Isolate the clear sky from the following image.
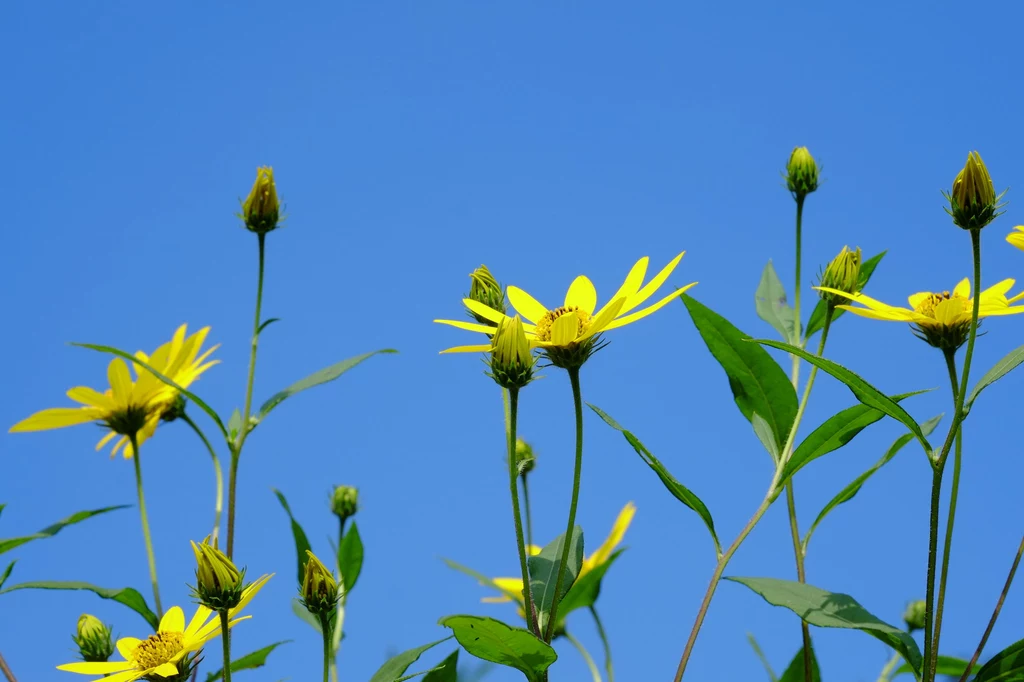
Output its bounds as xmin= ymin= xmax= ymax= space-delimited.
xmin=3 ymin=2 xmax=1024 ymax=681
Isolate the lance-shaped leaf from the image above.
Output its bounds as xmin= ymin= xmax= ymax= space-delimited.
xmin=965 ymin=344 xmax=1024 ymax=415
xmin=272 ymin=489 xmax=313 ymax=586
xmin=778 ymin=645 xmax=821 ymax=682
xmin=0 ymin=581 xmax=158 ymax=630
xmin=556 ymin=549 xmax=625 ymax=619
xmin=204 ymin=641 xmax=290 ymax=681
xmin=0 ymin=504 xmax=128 ymax=556
xmin=439 ymin=615 xmax=556 ymax=682
xmin=422 ymin=649 xmax=459 ymax=682
xmin=755 ymin=260 xmax=796 ymax=343
xmin=528 ymin=527 xmax=583 ymax=634
xmin=893 ymin=655 xmax=976 ymax=678
xmin=338 ymin=521 xmax=364 ymax=593
xmin=805 ymin=251 xmax=886 ymax=338
xmin=368 ymin=637 xmax=452 ymax=682
xmin=971 ymin=637 xmax=1024 ymax=682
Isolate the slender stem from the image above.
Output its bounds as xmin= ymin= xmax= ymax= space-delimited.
xmin=522 ymin=474 xmax=534 ymax=549
xmin=0 ymin=651 xmax=17 ymax=682
xmin=506 ymin=389 xmax=538 ymax=636
xmin=331 ymin=517 xmax=347 ymax=682
xmin=564 ymin=631 xmax=603 ymax=682
xmin=876 ymin=651 xmax=902 ymax=682
xmin=793 ymin=193 xmax=805 ymax=359
xmin=957 ymin=534 xmax=1024 ymax=682
xmin=545 ymin=367 xmax=585 ymax=642
xmin=227 ymin=232 xmax=267 ymax=559
xmin=923 ymin=228 xmax=982 ymax=681
xmin=590 ymin=606 xmax=614 ymax=682
xmin=130 ymin=434 xmax=162 ymax=618
xmin=673 ymin=311 xmax=833 ymax=681
xmin=220 ymin=610 xmax=233 ymax=682
xmin=321 ymin=615 xmax=333 ymax=682
xmin=932 ymin=350 xmax=963 ymax=661
xmin=182 ymin=413 xmax=224 ymax=545
xmin=785 ymin=484 xmax=813 ymax=682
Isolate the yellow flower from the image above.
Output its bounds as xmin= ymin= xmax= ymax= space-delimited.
xmin=435 ymin=253 xmax=695 ymax=366
xmin=1007 ymin=225 xmax=1024 ymax=251
xmin=817 ymin=278 xmax=1024 ymax=350
xmin=57 ymin=578 xmax=270 ymax=682
xmin=9 ymin=325 xmax=218 ymax=458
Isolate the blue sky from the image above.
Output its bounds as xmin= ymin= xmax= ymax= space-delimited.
xmin=3 ymin=2 xmax=1024 ymax=680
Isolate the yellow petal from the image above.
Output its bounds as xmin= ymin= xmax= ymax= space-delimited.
xmin=551 ymin=312 xmax=580 ymax=345
xmin=580 ymin=296 xmax=626 ymax=339
xmin=439 ymin=344 xmax=494 ymax=354
xmin=836 ymin=305 xmax=920 ymax=323
xmin=95 ymin=670 xmax=145 ymax=682
xmin=57 ymin=661 xmax=134 ymax=674
xmin=976 ymin=305 xmax=1024 ymax=318
xmin=953 ymin=278 xmax=971 ymax=299
xmin=150 ymin=663 xmax=179 ymax=677
xmin=230 ymin=574 xmax=272 ymax=617
xmin=434 ymin=319 xmax=500 ymax=335
xmin=907 ymin=292 xmax=932 ymax=310
xmin=1007 ymin=227 xmax=1024 ymax=251
xmin=506 ymin=286 xmax=549 ymax=324
xmin=980 ymin=278 xmax=1016 ymax=300
xmin=94 ymin=430 xmax=118 ymax=451
xmin=564 ymin=276 xmax=597 ymax=314
xmin=527 ymin=545 xmax=542 ymax=556
xmin=159 ymin=606 xmax=185 ymax=633
xmin=9 ymin=407 xmax=98 ymax=432
xmin=67 ymin=386 xmax=113 ymax=409
xmin=586 ymin=502 xmax=636 ymax=569
xmin=463 ymin=299 xmax=507 ymax=325
xmin=116 ymin=637 xmax=141 ymax=661
xmin=184 ymin=604 xmax=214 ymax=639
xmin=482 ymin=595 xmax=512 ymax=603
xmin=595 ymin=256 xmax=649 ymax=319
xmin=107 ymin=359 xmax=133 ymax=404
xmin=602 ymin=282 xmax=696 ymax=332
xmin=618 ymin=251 xmax=685 ymax=316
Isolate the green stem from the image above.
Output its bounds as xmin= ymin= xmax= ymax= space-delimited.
xmin=545 ymin=367 xmax=585 ymax=642
xmin=564 ymin=631 xmax=603 ymax=682
xmin=130 ymin=434 xmax=162 ymax=619
xmin=220 ymin=610 xmax=233 ymax=682
xmin=793 ymin=194 xmax=805 ymax=359
xmin=589 ymin=606 xmax=614 ymax=682
xmin=923 ymin=228 xmax=982 ymax=682
xmin=227 ymin=232 xmax=267 ymax=559
xmin=331 ymin=517 xmax=347 ymax=682
xmin=507 ymin=389 xmax=538 ymax=636
xmin=321 ymin=615 xmax=333 ymax=682
xmin=0 ymin=651 xmax=17 ymax=682
xmin=522 ymin=474 xmax=534 ymax=549
xmin=672 ymin=310 xmax=833 ymax=682
xmin=182 ymin=413 xmax=224 ymax=545
xmin=876 ymin=651 xmax=902 ymax=682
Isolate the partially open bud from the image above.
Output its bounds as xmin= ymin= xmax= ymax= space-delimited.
xmin=74 ymin=614 xmax=114 ymax=662
xmin=301 ymin=550 xmax=339 ymax=619
xmin=514 ymin=438 xmax=536 ymax=475
xmin=903 ymin=600 xmax=926 ymax=632
xmin=331 ymin=485 xmax=359 ymax=523
xmin=488 ymin=316 xmax=535 ymax=390
xmin=241 ymin=166 xmax=282 ymax=234
xmin=466 ymin=265 xmax=507 ymax=325
xmin=818 ymin=246 xmax=862 ymax=308
xmin=191 ymin=537 xmax=245 ymax=610
xmin=945 ymin=151 xmax=1004 ymax=230
xmin=785 ymin=147 xmax=819 ymax=199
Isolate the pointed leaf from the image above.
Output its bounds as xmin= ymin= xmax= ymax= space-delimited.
xmin=204 ymin=641 xmax=290 ymax=681
xmin=272 ymin=489 xmax=313 ymax=586
xmin=806 ymin=251 xmax=886 ymax=338
xmin=257 ymin=317 xmax=281 ymax=335
xmin=756 ymin=339 xmax=932 ymax=452
xmin=0 ymin=504 xmax=129 ymax=555
xmin=972 ymin=638 xmax=1024 ymax=681
xmin=528 ymin=527 xmax=584 ymax=634
xmin=778 ymin=645 xmax=821 ymax=682
xmin=256 ymin=349 xmax=398 ymax=421
xmin=727 ymin=576 xmax=921 ymax=674
xmin=422 ymin=650 xmax=459 ymax=682
xmin=893 ymin=655 xmax=977 ymax=678
xmin=683 ymin=295 xmax=798 ymax=452
xmin=0 ymin=581 xmax=158 ymax=629
xmin=339 ymin=521 xmax=364 ymax=594
xmin=438 ymin=615 xmax=556 ymax=682
xmin=556 ymin=549 xmax=624 ymax=618
xmin=755 ymin=260 xmax=796 ymax=343
xmin=227 ymin=409 xmax=243 ymax=442
xmin=0 ymin=560 xmax=15 ymax=591
xmin=966 ymin=344 xmax=1024 ymax=415
xmin=752 ymin=413 xmax=780 ymax=461
xmin=590 ymin=403 xmax=720 ymax=555
xmin=368 ymin=637 xmax=452 ymax=682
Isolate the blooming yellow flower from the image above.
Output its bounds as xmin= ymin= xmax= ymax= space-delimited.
xmin=9 ymin=325 xmax=218 ymax=458
xmin=1007 ymin=225 xmax=1024 ymax=251
xmin=817 ymin=278 xmax=1024 ymax=350
xmin=435 ymin=253 xmax=695 ymax=356
xmin=57 ymin=576 xmax=270 ymax=682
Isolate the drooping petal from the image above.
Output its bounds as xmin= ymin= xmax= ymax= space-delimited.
xmin=618 ymin=251 xmax=685 ymax=316
xmin=434 ymin=319 xmax=502 ymax=335
xmin=9 ymin=407 xmax=99 ymax=432
xmin=94 ymin=430 xmax=118 ymax=451
xmin=602 ymin=282 xmax=696 ymax=332
xmin=158 ymin=606 xmax=185 ymax=633
xmin=506 ymin=286 xmax=549 ymax=324
xmin=439 ymin=344 xmax=494 ymax=354
xmin=463 ymin=299 xmax=507 ymax=325
xmin=564 ymin=276 xmax=597 ymax=314
xmin=57 ymin=661 xmax=135 ymax=674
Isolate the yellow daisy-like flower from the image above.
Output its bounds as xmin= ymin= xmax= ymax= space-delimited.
xmin=435 ymin=253 xmax=695 ymax=367
xmin=57 ymin=576 xmax=270 ymax=682
xmin=9 ymin=325 xmax=219 ymax=458
xmin=1007 ymin=225 xmax=1024 ymax=251
xmin=817 ymin=278 xmax=1024 ymax=350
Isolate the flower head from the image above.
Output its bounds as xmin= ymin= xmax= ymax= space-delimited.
xmin=331 ymin=485 xmax=359 ymax=523
xmin=514 ymin=437 xmax=536 ymax=475
xmin=241 ymin=166 xmax=281 ymax=234
xmin=786 ymin=146 xmax=819 ymax=199
xmin=9 ymin=325 xmax=218 ymax=458
xmin=301 ymin=550 xmax=339 ymax=618
xmin=1006 ymin=225 xmax=1024 ymax=252
xmin=466 ymin=265 xmax=506 ymax=325
xmin=944 ymin=151 xmax=1004 ymax=230
xmin=817 ymin=278 xmax=1024 ymax=351
xmin=436 ymin=253 xmax=695 ymax=369
xmin=488 ymin=316 xmax=536 ymax=389
xmin=903 ymin=600 xmax=926 ymax=632
xmin=73 ymin=614 xmax=114 ymax=663
xmin=191 ymin=538 xmax=245 ymax=610
xmin=817 ymin=246 xmax=862 ymax=308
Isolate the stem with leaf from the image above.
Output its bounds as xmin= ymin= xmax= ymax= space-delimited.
xmin=507 ymin=388 xmax=538 ymax=636
xmin=130 ymin=433 xmax=162 ymax=619
xmin=590 ymin=606 xmax=614 ymax=682
xmin=181 ymin=413 xmax=224 ymax=545
xmin=565 ymin=631 xmax=603 ymax=682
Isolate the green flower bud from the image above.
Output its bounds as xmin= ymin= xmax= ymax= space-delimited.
xmin=945 ymin=151 xmax=1005 ymax=230
xmin=191 ymin=538 xmax=245 ymax=610
xmin=73 ymin=614 xmax=114 ymax=662
xmin=301 ymin=550 xmax=339 ymax=619
xmin=466 ymin=265 xmax=506 ymax=325
xmin=241 ymin=166 xmax=282 ymax=234
xmin=817 ymin=246 xmax=862 ymax=308
xmin=514 ymin=438 xmax=536 ymax=475
xmin=786 ymin=146 xmax=819 ymax=199
xmin=903 ymin=599 xmax=926 ymax=632
xmin=160 ymin=394 xmax=187 ymax=423
xmin=488 ymin=316 xmax=536 ymax=390
xmin=331 ymin=485 xmax=359 ymax=523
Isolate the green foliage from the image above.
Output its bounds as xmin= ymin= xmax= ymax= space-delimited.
xmin=339 ymin=521 xmax=364 ymax=593
xmin=0 ymin=505 xmax=128 ymax=556
xmin=972 ymin=638 xmax=1024 ymax=681
xmin=204 ymin=641 xmax=290 ymax=681
xmin=272 ymin=488 xmax=313 ymax=586
xmin=556 ymin=549 xmax=625 ymax=618
xmin=965 ymin=343 xmax=1024 ymax=415
xmin=438 ymin=615 xmax=556 ymax=682
xmin=755 ymin=260 xmax=796 ymax=343
xmin=368 ymin=637 xmax=452 ymax=682
xmin=778 ymin=645 xmax=821 ymax=682
xmin=528 ymin=527 xmax=584 ymax=634
xmin=893 ymin=655 xmax=976 ymax=678
xmin=0 ymin=581 xmax=158 ymax=630
xmin=422 ymin=650 xmax=459 ymax=682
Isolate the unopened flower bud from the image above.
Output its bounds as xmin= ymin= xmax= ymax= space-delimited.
xmin=331 ymin=485 xmax=359 ymax=523
xmin=74 ymin=614 xmax=114 ymax=662
xmin=785 ymin=147 xmax=819 ymax=199
xmin=945 ymin=151 xmax=1004 ymax=231
xmin=191 ymin=537 xmax=245 ymax=610
xmin=466 ymin=265 xmax=507 ymax=325
xmin=488 ymin=316 xmax=535 ymax=390
xmin=241 ymin=166 xmax=282 ymax=234
xmin=514 ymin=438 xmax=536 ymax=475
xmin=818 ymin=246 xmax=862 ymax=308
xmin=160 ymin=394 xmax=187 ymax=423
xmin=301 ymin=550 xmax=339 ymax=618
xmin=903 ymin=600 xmax=926 ymax=632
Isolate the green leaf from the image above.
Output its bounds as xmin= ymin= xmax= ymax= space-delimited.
xmin=590 ymin=404 xmax=720 ymax=555
xmin=756 ymin=339 xmax=932 ymax=452
xmin=805 ymin=414 xmax=942 ymax=548
xmin=257 ymin=317 xmax=281 ymax=335
xmin=438 ymin=615 xmax=556 ymax=682
xmin=683 ymin=295 xmax=798 ymax=452
xmin=368 ymin=637 xmax=452 ymax=682
xmin=0 ymin=560 xmax=15 ymax=591
xmin=204 ymin=640 xmax=290 ymax=681
xmin=256 ymin=349 xmax=397 ymax=422
xmin=72 ymin=342 xmax=228 ymax=439
xmin=227 ymin=409 xmax=243 ymax=442
xmin=778 ymin=645 xmax=821 ymax=682
xmin=291 ymin=597 xmax=322 ymax=633
xmin=395 ymin=667 xmax=446 ymax=682
xmin=745 ymin=633 xmax=778 ymax=682
xmin=755 ymin=260 xmax=796 ymax=343
xmin=0 ymin=504 xmax=129 ymax=555
xmin=556 ymin=549 xmax=625 ymax=618
xmin=972 ymin=638 xmax=1024 ymax=681
xmin=893 ymin=655 xmax=977 ymax=677
xmin=805 ymin=250 xmax=886 ymax=338
xmin=338 ymin=521 xmax=364 ymax=594
xmin=752 ymin=413 xmax=780 ymax=461
xmin=272 ymin=489 xmax=313 ymax=586
xmin=0 ymin=581 xmax=158 ymax=630
xmin=442 ymin=558 xmax=521 ymax=604
xmin=727 ymin=576 xmax=921 ymax=674
xmin=422 ymin=649 xmax=459 ymax=682
xmin=966 ymin=344 xmax=1024 ymax=415
xmin=528 ymin=526 xmax=584 ymax=634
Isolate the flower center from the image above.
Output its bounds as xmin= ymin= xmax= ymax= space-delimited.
xmin=132 ymin=631 xmax=184 ymax=670
xmin=913 ymin=291 xmax=967 ymax=321
xmin=534 ymin=306 xmax=592 ymax=343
